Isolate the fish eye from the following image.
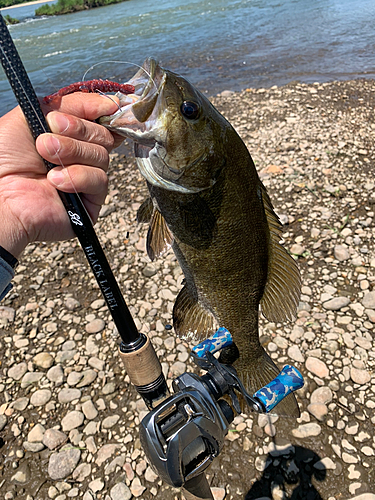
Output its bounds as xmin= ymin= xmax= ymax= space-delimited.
xmin=180 ymin=101 xmax=200 ymax=120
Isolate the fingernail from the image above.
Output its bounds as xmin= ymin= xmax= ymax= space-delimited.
xmin=48 ymin=168 xmax=66 ymax=186
xmin=43 ymin=135 xmax=61 ymax=156
xmin=48 ymin=113 xmax=70 ymax=134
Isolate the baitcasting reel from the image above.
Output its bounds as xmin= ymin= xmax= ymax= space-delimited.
xmin=139 ymin=328 xmax=304 ymax=495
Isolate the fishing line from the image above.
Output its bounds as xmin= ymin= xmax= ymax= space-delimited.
xmin=82 ymin=60 xmax=159 ymax=92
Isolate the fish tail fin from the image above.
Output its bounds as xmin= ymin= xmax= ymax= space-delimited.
xmin=233 ymin=346 xmax=300 ymax=417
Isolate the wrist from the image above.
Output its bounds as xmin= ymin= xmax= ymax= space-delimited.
xmin=0 ymin=218 xmax=28 ymax=260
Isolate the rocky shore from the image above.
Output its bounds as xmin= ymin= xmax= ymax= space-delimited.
xmin=0 ymin=78 xmax=374 ymax=500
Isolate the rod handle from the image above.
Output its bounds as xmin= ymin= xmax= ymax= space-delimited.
xmin=253 ymin=365 xmax=304 ymax=413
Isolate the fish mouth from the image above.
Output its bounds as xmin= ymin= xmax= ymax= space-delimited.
xmin=100 ymin=58 xmax=206 ymax=194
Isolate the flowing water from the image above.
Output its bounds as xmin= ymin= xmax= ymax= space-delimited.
xmin=1 ymin=0 xmax=375 ymax=115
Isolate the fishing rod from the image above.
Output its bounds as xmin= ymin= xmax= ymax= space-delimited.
xmin=0 ymin=15 xmax=304 ymax=500
xmin=0 ymin=14 xmax=168 ymax=410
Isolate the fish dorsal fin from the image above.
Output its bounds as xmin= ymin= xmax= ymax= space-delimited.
xmin=137 ymin=197 xmax=154 ymax=224
xmin=260 ymin=185 xmax=301 ymax=323
xmin=173 ymin=285 xmax=218 ymax=342
xmin=146 ymin=208 xmax=174 ymax=261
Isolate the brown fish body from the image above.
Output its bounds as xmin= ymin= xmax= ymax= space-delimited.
xmin=100 ymin=58 xmax=301 ymax=416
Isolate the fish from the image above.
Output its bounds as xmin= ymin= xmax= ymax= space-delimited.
xmin=100 ymin=58 xmax=302 ymax=416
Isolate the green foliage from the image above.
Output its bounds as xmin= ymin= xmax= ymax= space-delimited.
xmin=4 ymin=13 xmax=20 ymax=24
xmin=35 ymin=0 xmax=126 ymax=16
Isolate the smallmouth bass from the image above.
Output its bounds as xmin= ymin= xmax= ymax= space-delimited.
xmin=100 ymin=58 xmax=301 ymax=416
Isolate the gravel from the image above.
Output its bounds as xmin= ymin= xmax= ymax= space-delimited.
xmin=0 ymin=78 xmax=374 ymax=499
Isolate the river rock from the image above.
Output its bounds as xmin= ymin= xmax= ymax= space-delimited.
xmin=8 ymin=362 xmax=28 ymax=381
xmin=43 ymin=428 xmax=68 ymax=450
xmin=350 ymin=367 xmax=371 ymax=385
xmin=305 ymin=357 xmax=329 ymax=378
xmin=292 ymin=423 xmax=322 ymax=438
xmin=110 ymin=482 xmax=132 ymax=500
xmin=33 ymin=352 xmax=54 ymax=369
xmin=362 ymin=291 xmax=375 ymax=309
xmin=61 ymin=411 xmax=85 ymax=432
xmin=27 ymin=423 xmax=45 ymax=442
xmin=30 ymin=389 xmax=52 ymax=406
xmin=48 ymin=446 xmax=81 ymax=480
xmin=310 ymin=387 xmax=333 ymax=405
xmin=322 ymin=297 xmax=350 ymax=310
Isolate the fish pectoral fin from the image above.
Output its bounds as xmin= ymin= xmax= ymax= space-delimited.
xmin=146 ymin=208 xmax=174 ymax=261
xmin=173 ymin=285 xmax=218 ymax=342
xmin=260 ymin=185 xmax=302 ymax=323
xmin=137 ymin=197 xmax=154 ymax=224
xmin=234 ymin=346 xmax=300 ymax=417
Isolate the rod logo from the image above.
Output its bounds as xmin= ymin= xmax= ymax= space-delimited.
xmin=68 ymin=211 xmax=83 ymax=226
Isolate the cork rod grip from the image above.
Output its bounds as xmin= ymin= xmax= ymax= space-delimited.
xmin=119 ymin=335 xmax=162 ymax=387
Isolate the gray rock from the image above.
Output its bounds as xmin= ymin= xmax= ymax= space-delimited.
xmin=102 ymin=382 xmax=116 ymax=395
xmin=47 ymin=364 xmax=64 ymax=385
xmin=305 ymin=357 xmax=329 ymax=378
xmin=43 ymin=428 xmax=68 ymax=450
xmin=27 ymin=423 xmax=45 ymax=442
xmin=23 ymin=442 xmax=44 ymax=452
xmin=64 ymin=297 xmax=80 ymax=310
xmin=67 ymin=371 xmax=84 ymax=387
xmin=30 ymin=389 xmax=52 ymax=406
xmin=8 ymin=362 xmax=28 ymax=380
xmin=61 ymin=411 xmax=85 ymax=432
xmin=287 ymin=345 xmax=304 ymax=362
xmin=322 ymin=297 xmax=350 ymax=310
xmin=55 ymin=350 xmax=77 ymax=364
xmin=48 ymin=446 xmax=81 ymax=480
xmin=313 ymin=456 xmax=336 ymax=470
xmin=0 ymin=414 xmax=7 ymax=431
xmin=76 ymin=369 xmax=97 ymax=388
xmin=88 ymin=356 xmax=105 ymax=371
xmin=58 ymin=388 xmax=82 ymax=404
xmin=85 ymin=336 xmax=99 ymax=355
xmin=85 ymin=319 xmax=105 ymax=334
xmin=310 ymin=387 xmax=333 ymax=405
xmin=362 ymin=291 xmax=375 ymax=309
xmin=102 ymin=415 xmax=120 ymax=429
xmin=88 ymin=478 xmax=104 ymax=493
xmin=82 ymin=399 xmax=98 ymax=420
xmin=292 ymin=423 xmax=322 ymax=438
xmin=95 ymin=444 xmax=121 ymax=466
xmin=33 ymin=352 xmax=54 ymax=369
xmin=350 ymin=367 xmax=371 ymax=385
xmin=334 ymin=245 xmax=350 ymax=261
xmin=11 ymin=397 xmax=29 ymax=411
xmin=110 ymin=482 xmax=132 ymax=500
xmin=73 ymin=463 xmax=91 ymax=482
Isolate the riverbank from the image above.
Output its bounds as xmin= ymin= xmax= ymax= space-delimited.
xmin=1 ymin=0 xmax=51 ymax=10
xmin=0 ymin=78 xmax=374 ymax=500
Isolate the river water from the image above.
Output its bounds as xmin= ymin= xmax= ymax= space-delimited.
xmin=1 ymin=0 xmax=375 ymax=115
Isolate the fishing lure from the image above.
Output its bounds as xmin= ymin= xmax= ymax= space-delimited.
xmin=43 ymin=78 xmax=135 ymax=104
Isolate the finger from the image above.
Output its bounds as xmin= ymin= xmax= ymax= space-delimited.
xmin=47 ymin=164 xmax=108 ymax=205
xmin=36 ymin=134 xmax=110 ymax=170
xmin=41 ymin=92 xmax=120 ymax=122
xmin=46 ymin=111 xmax=115 ymax=151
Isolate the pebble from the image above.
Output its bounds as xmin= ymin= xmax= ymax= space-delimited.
xmin=47 ymin=365 xmax=64 ymax=385
xmin=307 ymin=403 xmax=328 ymax=421
xmin=48 ymin=447 xmax=81 ymax=480
xmin=0 ymin=414 xmax=7 ymax=431
xmin=30 ymin=389 xmax=52 ymax=406
xmin=110 ymin=483 xmax=132 ymax=500
xmin=33 ymin=352 xmax=54 ymax=369
xmin=310 ymin=387 xmax=333 ymax=405
xmin=61 ymin=411 xmax=85 ymax=432
xmin=130 ymin=477 xmax=146 ymax=497
xmin=334 ymin=245 xmax=350 ymax=261
xmin=102 ymin=415 xmax=120 ymax=428
xmin=322 ymin=297 xmax=351 ymax=310
xmin=313 ymin=456 xmax=336 ymax=470
xmin=43 ymin=429 xmax=68 ymax=450
xmin=81 ymin=399 xmax=98 ymax=420
xmin=350 ymin=367 xmax=371 ymax=385
xmin=292 ymin=423 xmax=322 ymax=438
xmin=8 ymin=362 xmax=28 ymax=380
xmin=287 ymin=345 xmax=304 ymax=362
xmin=362 ymin=291 xmax=375 ymax=309
xmin=58 ymin=389 xmax=82 ymax=404
xmin=85 ymin=319 xmax=105 ymax=334
xmin=305 ymin=357 xmax=329 ymax=378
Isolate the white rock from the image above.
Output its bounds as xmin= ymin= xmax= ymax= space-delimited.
xmin=292 ymin=423 xmax=322 ymax=438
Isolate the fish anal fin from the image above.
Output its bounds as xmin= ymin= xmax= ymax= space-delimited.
xmin=137 ymin=197 xmax=153 ymax=224
xmin=260 ymin=185 xmax=302 ymax=323
xmin=173 ymin=285 xmax=218 ymax=342
xmin=146 ymin=209 xmax=174 ymax=261
xmin=234 ymin=346 xmax=300 ymax=417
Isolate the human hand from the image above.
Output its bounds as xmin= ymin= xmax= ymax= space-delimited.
xmin=0 ymin=93 xmax=121 ymax=259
